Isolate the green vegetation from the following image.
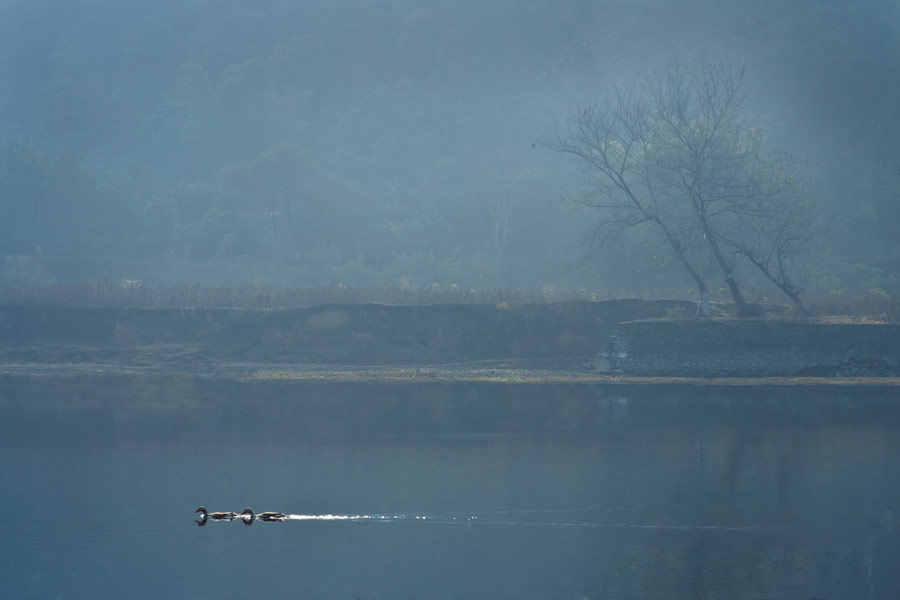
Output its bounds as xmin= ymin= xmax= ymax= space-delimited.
xmin=1 ymin=1 xmax=898 ymax=301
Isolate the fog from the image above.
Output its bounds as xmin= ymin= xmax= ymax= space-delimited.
xmin=2 ymin=0 xmax=898 ymax=295
xmin=3 ymin=7 xmax=900 ymax=596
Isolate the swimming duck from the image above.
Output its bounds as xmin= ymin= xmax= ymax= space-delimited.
xmin=238 ymin=508 xmax=256 ymax=526
xmin=242 ymin=507 xmax=287 ymax=522
xmin=259 ymin=512 xmax=287 ymax=522
xmin=195 ymin=506 xmax=237 ymax=521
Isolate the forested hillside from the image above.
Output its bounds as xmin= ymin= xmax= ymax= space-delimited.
xmin=2 ymin=0 xmax=898 ymax=297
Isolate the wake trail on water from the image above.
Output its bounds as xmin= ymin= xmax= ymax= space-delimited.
xmin=277 ymin=509 xmax=783 ymax=533
xmin=283 ymin=514 xmax=476 ymax=523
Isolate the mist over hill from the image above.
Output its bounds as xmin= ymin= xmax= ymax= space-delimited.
xmin=2 ymin=0 xmax=898 ymax=297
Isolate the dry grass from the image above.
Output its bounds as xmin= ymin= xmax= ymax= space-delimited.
xmin=804 ymin=291 xmax=900 ymax=323
xmin=0 ymin=282 xmax=594 ymax=309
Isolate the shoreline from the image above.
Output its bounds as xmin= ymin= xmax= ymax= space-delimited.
xmin=2 ymin=301 xmax=899 ymax=379
xmin=2 ymin=362 xmax=900 ymax=387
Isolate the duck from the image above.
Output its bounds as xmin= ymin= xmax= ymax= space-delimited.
xmin=195 ymin=506 xmax=237 ymax=521
xmin=240 ymin=508 xmax=256 ymax=522
xmin=258 ymin=510 xmax=288 ymax=521
xmin=242 ymin=507 xmax=287 ymax=522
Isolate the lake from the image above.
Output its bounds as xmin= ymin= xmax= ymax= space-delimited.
xmin=1 ymin=377 xmax=899 ymax=599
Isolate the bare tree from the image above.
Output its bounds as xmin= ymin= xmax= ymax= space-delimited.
xmin=716 ymin=164 xmax=821 ymax=313
xmin=469 ymin=155 xmax=527 ymax=262
xmin=545 ymin=61 xmax=818 ymax=315
xmin=484 ymin=171 xmax=519 ymax=261
xmin=544 ymin=78 xmax=715 ymax=314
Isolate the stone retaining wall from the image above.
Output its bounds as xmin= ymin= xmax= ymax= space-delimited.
xmin=596 ymin=319 xmax=900 ymax=377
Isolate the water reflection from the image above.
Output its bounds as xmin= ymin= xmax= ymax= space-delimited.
xmin=2 ymin=381 xmax=899 ymax=599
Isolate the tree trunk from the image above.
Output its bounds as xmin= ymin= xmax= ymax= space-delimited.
xmin=782 ymin=287 xmax=807 ymax=315
xmin=741 ymin=251 xmax=808 ymax=315
xmin=697 ymin=289 xmax=711 ymax=316
xmin=650 ymin=216 xmax=711 ymax=317
xmin=721 ymin=270 xmax=752 ymax=316
xmin=696 ymin=210 xmax=754 ymax=316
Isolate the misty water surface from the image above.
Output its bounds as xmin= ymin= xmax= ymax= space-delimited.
xmin=2 ymin=382 xmax=899 ymax=599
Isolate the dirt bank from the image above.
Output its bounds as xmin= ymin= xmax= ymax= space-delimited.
xmin=1 ymin=300 xmax=898 ymax=378
xmin=0 ymin=299 xmax=683 ymax=367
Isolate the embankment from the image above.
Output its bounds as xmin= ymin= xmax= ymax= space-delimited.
xmin=1 ymin=300 xmax=898 ymax=378
xmin=600 ymin=319 xmax=900 ymax=377
xmin=0 ymin=300 xmax=681 ymax=367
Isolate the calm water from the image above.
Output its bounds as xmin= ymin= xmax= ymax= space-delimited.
xmin=2 ymin=379 xmax=899 ymax=599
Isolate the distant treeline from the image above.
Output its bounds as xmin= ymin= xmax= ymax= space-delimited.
xmin=2 ymin=1 xmax=899 ymax=296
